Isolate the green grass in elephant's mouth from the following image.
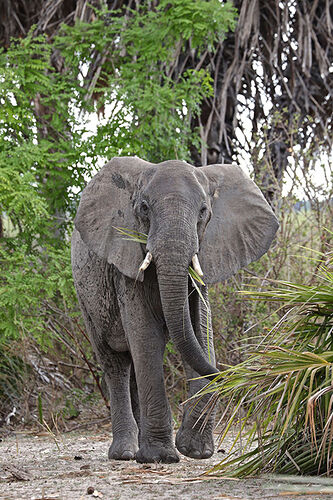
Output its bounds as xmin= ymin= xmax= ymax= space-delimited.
xmin=113 ymin=226 xmax=205 ymax=285
xmin=114 ymin=226 xmax=212 ymax=362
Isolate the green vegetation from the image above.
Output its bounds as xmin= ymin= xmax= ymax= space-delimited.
xmin=195 ymin=241 xmax=333 ymax=476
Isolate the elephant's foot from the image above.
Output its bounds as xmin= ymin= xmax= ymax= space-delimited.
xmin=108 ymin=434 xmax=138 ymax=460
xmin=175 ymin=425 xmax=214 ymax=459
xmin=135 ymin=442 xmax=179 ymax=464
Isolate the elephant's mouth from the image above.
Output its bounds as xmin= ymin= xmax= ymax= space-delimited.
xmin=139 ymin=250 xmax=204 ymax=278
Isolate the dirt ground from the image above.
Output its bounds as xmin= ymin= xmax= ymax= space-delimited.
xmin=1 ymin=426 xmax=333 ymax=500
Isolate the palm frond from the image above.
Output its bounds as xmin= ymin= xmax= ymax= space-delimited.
xmin=196 ymin=251 xmax=333 ymax=477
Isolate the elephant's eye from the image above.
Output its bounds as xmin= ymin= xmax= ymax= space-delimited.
xmin=199 ymin=205 xmax=207 ymax=219
xmin=140 ymin=200 xmax=149 ymax=217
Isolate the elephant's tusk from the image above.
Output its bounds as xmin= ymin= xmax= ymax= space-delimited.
xmin=192 ymin=254 xmax=203 ymax=277
xmin=139 ymin=251 xmax=153 ymax=272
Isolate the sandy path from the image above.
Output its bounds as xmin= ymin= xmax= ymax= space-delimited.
xmin=0 ymin=430 xmax=331 ymax=499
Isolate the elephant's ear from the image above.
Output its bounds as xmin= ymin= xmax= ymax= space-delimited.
xmin=74 ymin=157 xmax=152 ymax=281
xmin=198 ymin=164 xmax=279 ymax=284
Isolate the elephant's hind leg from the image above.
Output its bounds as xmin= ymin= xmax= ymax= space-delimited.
xmin=130 ymin=363 xmax=140 ymax=429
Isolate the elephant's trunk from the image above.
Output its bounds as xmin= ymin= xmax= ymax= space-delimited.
xmin=156 ymin=262 xmax=218 ymax=380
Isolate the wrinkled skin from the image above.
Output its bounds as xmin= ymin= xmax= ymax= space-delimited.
xmin=71 ymin=157 xmax=278 ymax=463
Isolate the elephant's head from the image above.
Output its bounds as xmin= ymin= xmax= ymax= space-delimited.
xmin=74 ymin=157 xmax=279 ymax=378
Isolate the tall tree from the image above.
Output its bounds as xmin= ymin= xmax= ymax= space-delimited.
xmin=2 ymin=1 xmax=331 ymax=206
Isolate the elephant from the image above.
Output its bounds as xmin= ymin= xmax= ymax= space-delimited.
xmin=71 ymin=156 xmax=279 ymax=464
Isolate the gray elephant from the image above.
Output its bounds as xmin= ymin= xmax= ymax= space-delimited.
xmin=71 ymin=157 xmax=278 ymax=463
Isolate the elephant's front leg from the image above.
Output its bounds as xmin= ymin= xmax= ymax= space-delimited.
xmin=105 ymin=350 xmax=139 ymax=460
xmin=115 ymin=274 xmax=179 ymax=464
xmin=131 ymin=337 xmax=179 ymax=463
xmin=176 ymin=288 xmax=217 ymax=459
